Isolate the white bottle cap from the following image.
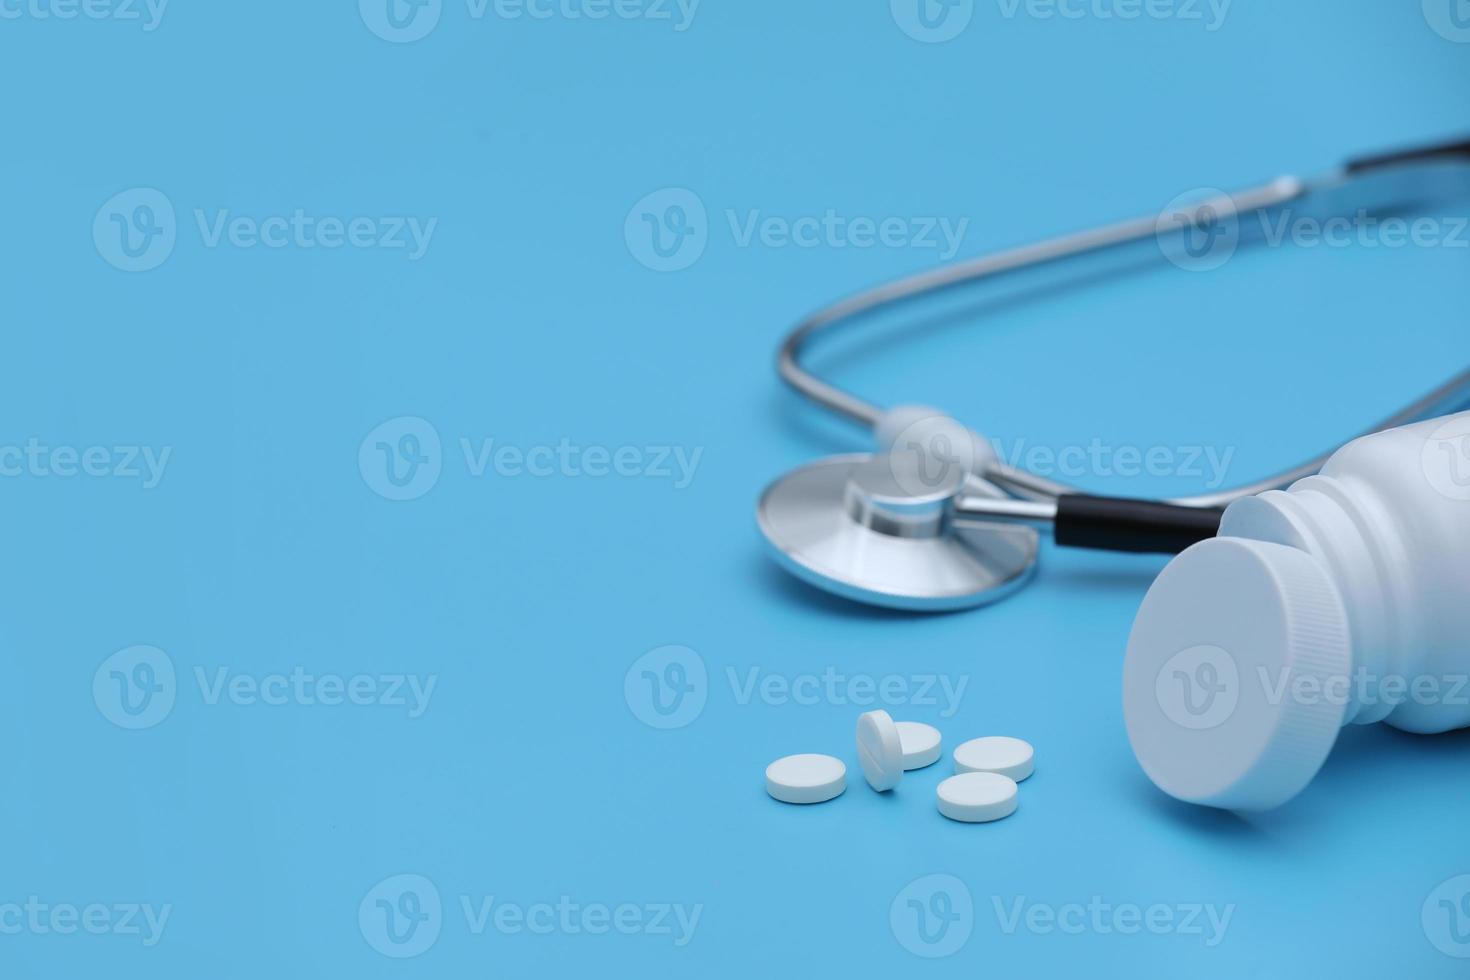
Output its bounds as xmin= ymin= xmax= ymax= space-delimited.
xmin=1122 ymin=537 xmax=1354 ymax=811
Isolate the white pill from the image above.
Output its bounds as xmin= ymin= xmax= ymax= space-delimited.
xmin=766 ymin=754 xmax=846 ymax=804
xmin=856 ymin=709 xmax=904 ymax=791
xmin=953 ymin=736 xmax=1034 ymax=781
xmin=936 ymin=772 xmax=1019 ymax=823
xmin=895 ymin=721 xmax=942 ymax=770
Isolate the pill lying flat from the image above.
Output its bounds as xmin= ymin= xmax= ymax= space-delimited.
xmin=936 ymin=772 xmax=1019 ymax=823
xmin=953 ymin=736 xmax=1034 ymax=781
xmin=766 ymin=754 xmax=846 ymax=804
xmin=895 ymin=721 xmax=942 ymax=770
xmin=856 ymin=710 xmax=904 ymax=791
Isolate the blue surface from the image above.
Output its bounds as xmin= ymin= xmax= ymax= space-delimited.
xmin=1 ymin=1 xmax=1468 ymax=976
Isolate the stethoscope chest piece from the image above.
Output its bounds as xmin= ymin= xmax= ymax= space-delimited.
xmin=757 ymin=454 xmax=1039 ymax=611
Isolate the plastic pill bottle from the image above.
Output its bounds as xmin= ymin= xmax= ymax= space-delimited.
xmin=1123 ymin=411 xmax=1470 ymax=810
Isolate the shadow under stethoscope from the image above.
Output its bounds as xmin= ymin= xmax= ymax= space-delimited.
xmin=754 ymin=533 xmax=1170 ymax=617
xmin=1039 ymin=554 xmax=1171 ymax=596
xmin=752 ymin=553 xmax=970 ymax=622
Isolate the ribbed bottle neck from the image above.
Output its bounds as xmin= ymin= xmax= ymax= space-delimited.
xmin=1268 ymin=475 xmax=1410 ymax=726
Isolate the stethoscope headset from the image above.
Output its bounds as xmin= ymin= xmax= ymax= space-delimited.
xmin=757 ymin=136 xmax=1470 ymax=611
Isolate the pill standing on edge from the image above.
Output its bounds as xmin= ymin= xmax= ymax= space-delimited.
xmin=856 ymin=709 xmax=904 ymax=791
xmin=936 ymin=772 xmax=1019 ymax=823
xmin=766 ymin=754 xmax=847 ymax=805
xmin=895 ymin=721 xmax=942 ymax=770
xmin=953 ymin=736 xmax=1034 ymax=781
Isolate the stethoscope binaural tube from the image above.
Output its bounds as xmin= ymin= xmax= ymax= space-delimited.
xmin=775 ymin=135 xmax=1470 ymax=534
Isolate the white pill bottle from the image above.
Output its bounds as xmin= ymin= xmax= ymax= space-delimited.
xmin=1123 ymin=411 xmax=1470 ymax=810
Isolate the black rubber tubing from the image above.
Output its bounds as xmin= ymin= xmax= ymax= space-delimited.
xmin=1345 ymin=135 xmax=1470 ymax=174
xmin=1053 ymin=495 xmax=1226 ymax=555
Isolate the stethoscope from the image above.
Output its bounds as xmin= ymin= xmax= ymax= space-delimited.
xmin=758 ymin=136 xmax=1470 ymax=611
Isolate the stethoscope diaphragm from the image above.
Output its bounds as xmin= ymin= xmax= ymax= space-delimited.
xmin=757 ymin=453 xmax=1039 ymax=611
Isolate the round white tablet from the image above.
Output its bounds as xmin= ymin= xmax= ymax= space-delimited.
xmin=953 ymin=736 xmax=1034 ymax=781
xmin=856 ymin=710 xmax=904 ymax=791
xmin=936 ymin=772 xmax=1019 ymax=823
xmin=766 ymin=754 xmax=846 ymax=804
xmin=895 ymin=721 xmax=942 ymax=770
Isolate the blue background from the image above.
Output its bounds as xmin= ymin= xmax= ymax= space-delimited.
xmin=1 ymin=0 xmax=1468 ymax=976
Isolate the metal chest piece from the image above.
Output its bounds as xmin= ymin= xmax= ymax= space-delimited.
xmin=757 ymin=451 xmax=1039 ymax=611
